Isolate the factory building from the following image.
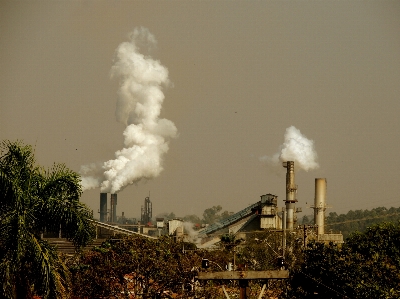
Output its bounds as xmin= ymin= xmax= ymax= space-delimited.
xmin=197 ymin=161 xmax=343 ymax=247
xmin=94 ymin=160 xmax=342 ymax=245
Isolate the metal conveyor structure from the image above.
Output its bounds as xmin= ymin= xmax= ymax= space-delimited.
xmin=90 ymin=219 xmax=157 ymax=239
xmin=198 ymin=201 xmax=261 ymax=237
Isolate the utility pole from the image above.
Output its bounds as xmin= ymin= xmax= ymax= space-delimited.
xmin=197 ymin=268 xmax=289 ymax=299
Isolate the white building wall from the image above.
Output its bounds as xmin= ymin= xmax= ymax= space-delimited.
xmin=169 ymin=219 xmax=183 ymax=235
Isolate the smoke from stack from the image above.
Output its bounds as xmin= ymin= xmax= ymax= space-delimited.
xmin=260 ymin=126 xmax=319 ymax=171
xmin=80 ymin=27 xmax=177 ymax=194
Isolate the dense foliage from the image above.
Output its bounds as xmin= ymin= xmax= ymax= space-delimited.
xmin=69 ymin=235 xmax=215 ymax=298
xmin=290 ymin=222 xmax=400 ymax=299
xmin=69 ymin=230 xmax=303 ymax=298
xmin=68 ymin=221 xmax=400 ymax=298
xmin=0 ymin=140 xmax=95 ymax=299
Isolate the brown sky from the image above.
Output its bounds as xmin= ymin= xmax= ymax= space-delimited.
xmin=1 ymin=1 xmax=400 ymax=220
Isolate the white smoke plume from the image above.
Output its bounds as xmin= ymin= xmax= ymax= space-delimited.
xmin=183 ymin=222 xmax=200 ymax=244
xmin=80 ymin=27 xmax=177 ymax=193
xmin=260 ymin=126 xmax=319 ymax=171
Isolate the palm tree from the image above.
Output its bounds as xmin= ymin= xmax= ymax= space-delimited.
xmin=0 ymin=140 xmax=95 ymax=299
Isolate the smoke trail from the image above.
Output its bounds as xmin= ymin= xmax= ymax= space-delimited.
xmin=260 ymin=126 xmax=319 ymax=171
xmin=80 ymin=27 xmax=177 ymax=193
xmin=183 ymin=222 xmax=200 ymax=244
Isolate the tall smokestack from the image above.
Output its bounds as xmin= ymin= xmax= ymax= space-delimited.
xmin=313 ymin=178 xmax=327 ymax=235
xmin=111 ymin=193 xmax=117 ymax=223
xmin=100 ymin=193 xmax=107 ymax=223
xmin=141 ymin=196 xmax=152 ymax=225
xmin=283 ymin=161 xmax=297 ymax=230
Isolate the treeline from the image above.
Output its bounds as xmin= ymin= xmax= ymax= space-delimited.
xmin=301 ymin=206 xmax=400 ymax=237
xmin=159 ymin=205 xmax=234 ymax=228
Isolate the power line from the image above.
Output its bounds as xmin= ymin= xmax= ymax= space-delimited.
xmin=298 ymin=269 xmax=352 ymax=299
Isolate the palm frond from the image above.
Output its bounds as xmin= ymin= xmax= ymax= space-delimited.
xmin=0 ymin=140 xmax=94 ymax=298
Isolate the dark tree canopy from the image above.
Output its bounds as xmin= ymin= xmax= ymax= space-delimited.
xmin=0 ymin=140 xmax=95 ymax=299
xmin=290 ymin=222 xmax=400 ymax=299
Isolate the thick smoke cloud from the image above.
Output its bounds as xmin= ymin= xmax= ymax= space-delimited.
xmin=80 ymin=27 xmax=177 ymax=193
xmin=260 ymin=126 xmax=319 ymax=171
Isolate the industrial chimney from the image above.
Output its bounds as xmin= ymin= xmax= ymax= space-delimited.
xmin=283 ymin=161 xmax=297 ymax=230
xmin=99 ymin=193 xmax=117 ymax=223
xmin=313 ymin=178 xmax=327 ymax=235
xmin=141 ymin=196 xmax=152 ymax=225
xmin=110 ymin=193 xmax=118 ymax=223
xmin=100 ymin=193 xmax=107 ymax=223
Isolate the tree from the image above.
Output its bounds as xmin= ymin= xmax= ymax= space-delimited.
xmin=183 ymin=214 xmax=202 ymax=225
xmin=324 ymin=206 xmax=400 ymax=237
xmin=202 ymin=205 xmax=233 ymax=224
xmin=203 ymin=205 xmax=223 ymax=224
xmin=289 ymin=222 xmax=400 ymax=299
xmin=70 ymin=235 xmax=201 ymax=298
xmin=0 ymin=140 xmax=95 ymax=299
xmin=299 ymin=215 xmax=312 ymax=225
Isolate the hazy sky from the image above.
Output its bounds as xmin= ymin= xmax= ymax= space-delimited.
xmin=1 ymin=1 xmax=400 ymax=220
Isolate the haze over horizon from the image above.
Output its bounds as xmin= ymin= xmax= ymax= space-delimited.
xmin=1 ymin=1 xmax=400 ymax=220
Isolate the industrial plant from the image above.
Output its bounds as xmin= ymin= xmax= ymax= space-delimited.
xmin=92 ymin=161 xmax=343 ymax=246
